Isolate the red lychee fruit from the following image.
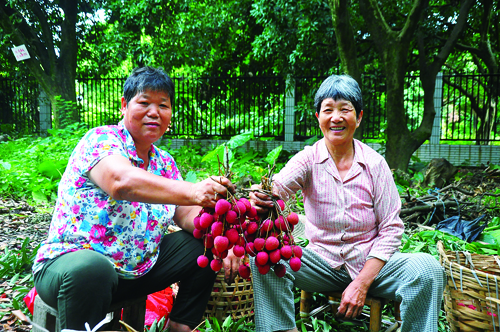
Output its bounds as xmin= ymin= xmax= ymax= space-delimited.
xmin=211 ymin=221 xmax=223 ymax=237
xmin=200 ymin=213 xmax=214 ymax=229
xmin=265 ymin=236 xmax=279 ymax=251
xmin=274 ymin=263 xmax=286 ymax=278
xmin=197 ymin=255 xmax=209 ymax=268
xmin=289 ymin=257 xmax=301 ymax=272
xmin=215 ymin=199 xmax=231 ymax=215
xmin=253 ymin=238 xmax=265 ymax=251
xmin=225 ymin=210 xmax=237 ymax=224
xmin=193 ymin=216 xmax=202 ymax=230
xmin=277 ymin=200 xmax=285 ymax=211
xmin=193 ymin=228 xmax=204 ymax=239
xmin=239 ymin=197 xmax=252 ymax=211
xmin=245 ymin=242 xmax=257 ymax=257
xmin=234 ymin=201 xmax=247 ymax=216
xmin=247 ymin=206 xmax=258 ymax=218
xmin=210 ymin=259 xmax=222 ymax=272
xmin=280 ymin=245 xmax=292 ymax=259
xmin=293 ymin=246 xmax=303 ymax=258
xmin=269 ymin=249 xmax=282 ymax=264
xmin=257 ymin=264 xmax=270 ymax=275
xmin=256 ymin=251 xmax=269 ymax=266
xmin=214 ymin=236 xmax=229 ymax=252
xmin=287 ymin=212 xmax=299 ymax=226
xmin=247 ymin=222 xmax=258 ymax=234
xmin=239 ymin=263 xmax=251 ymax=279
xmin=225 ymin=228 xmax=239 ymax=244
xmin=233 ymin=245 xmax=245 ymax=257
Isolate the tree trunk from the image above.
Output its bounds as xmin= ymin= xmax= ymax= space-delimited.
xmin=0 ymin=0 xmax=79 ymax=129
xmin=384 ymin=53 xmax=417 ymax=172
xmin=327 ymin=0 xmax=365 ymax=140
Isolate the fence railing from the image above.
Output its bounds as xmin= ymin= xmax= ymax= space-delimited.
xmin=0 ymin=77 xmax=41 ymax=135
xmin=1 ymin=73 xmax=499 ymax=143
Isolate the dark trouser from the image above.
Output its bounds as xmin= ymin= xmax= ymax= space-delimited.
xmin=34 ymin=230 xmax=216 ymax=330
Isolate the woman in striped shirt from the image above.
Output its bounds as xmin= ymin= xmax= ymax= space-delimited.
xmin=249 ymin=74 xmax=446 ymax=332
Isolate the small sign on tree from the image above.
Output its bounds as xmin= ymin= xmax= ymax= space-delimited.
xmin=12 ymin=45 xmax=30 ymax=61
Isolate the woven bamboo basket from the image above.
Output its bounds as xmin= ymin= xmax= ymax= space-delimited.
xmin=438 ymin=241 xmax=500 ymax=331
xmin=204 ymin=269 xmax=254 ymax=323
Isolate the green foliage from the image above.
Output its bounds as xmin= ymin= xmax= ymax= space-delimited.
xmin=198 ymin=316 xmax=252 ymax=332
xmin=145 ymin=316 xmax=169 ymax=332
xmin=0 ymin=123 xmax=88 ymax=203
xmin=0 ymin=237 xmax=39 ymax=319
xmin=250 ymin=0 xmax=339 ymax=76
xmin=0 ymin=238 xmax=38 ymax=279
xmin=393 ymin=168 xmax=427 ymax=198
xmin=165 ymin=133 xmax=287 ymax=186
xmin=54 ymin=96 xmax=82 ymax=129
xmin=93 ymin=0 xmax=267 ymax=78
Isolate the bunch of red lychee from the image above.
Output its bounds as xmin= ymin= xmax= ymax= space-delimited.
xmin=194 ymin=197 xmax=257 ymax=274
xmin=246 ymin=199 xmax=302 ymax=278
xmin=194 ymin=196 xmax=302 ymax=280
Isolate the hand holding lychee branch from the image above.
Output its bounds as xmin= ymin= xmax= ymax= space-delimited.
xmin=194 ymin=145 xmax=258 ymax=279
xmin=194 ymin=149 xmax=303 ymax=281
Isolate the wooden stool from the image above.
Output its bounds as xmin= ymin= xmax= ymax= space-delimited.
xmin=32 ymin=294 xmax=147 ymax=332
xmin=300 ymin=290 xmax=401 ymax=332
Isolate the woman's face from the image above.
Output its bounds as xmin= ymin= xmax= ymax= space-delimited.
xmin=316 ymin=98 xmax=362 ymax=150
xmin=121 ymin=89 xmax=172 ymax=147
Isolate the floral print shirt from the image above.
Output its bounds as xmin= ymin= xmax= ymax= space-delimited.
xmin=33 ymin=121 xmax=182 ymax=279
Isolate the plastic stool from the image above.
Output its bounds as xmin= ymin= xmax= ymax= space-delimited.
xmin=32 ymin=294 xmax=147 ymax=332
xmin=300 ymin=290 xmax=401 ymax=332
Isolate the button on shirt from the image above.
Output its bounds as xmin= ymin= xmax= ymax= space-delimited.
xmin=33 ymin=122 xmax=181 ymax=279
xmin=273 ymin=139 xmax=404 ymax=279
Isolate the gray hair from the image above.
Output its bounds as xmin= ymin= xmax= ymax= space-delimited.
xmin=314 ymin=74 xmax=363 ymax=118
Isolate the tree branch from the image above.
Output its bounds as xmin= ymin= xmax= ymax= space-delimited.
xmin=30 ymin=0 xmax=57 ymax=74
xmin=0 ymin=0 xmax=51 ymax=90
xmin=398 ymin=0 xmax=429 ymax=44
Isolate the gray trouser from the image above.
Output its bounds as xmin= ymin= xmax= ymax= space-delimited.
xmin=250 ymin=248 xmax=446 ymax=332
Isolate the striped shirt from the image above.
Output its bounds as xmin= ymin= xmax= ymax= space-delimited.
xmin=274 ymin=138 xmax=404 ymax=279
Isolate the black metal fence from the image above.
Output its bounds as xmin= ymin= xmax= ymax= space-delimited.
xmin=0 ymin=77 xmax=41 ymax=135
xmin=441 ymin=73 xmax=500 ymax=143
xmin=1 ymin=73 xmax=499 ymax=143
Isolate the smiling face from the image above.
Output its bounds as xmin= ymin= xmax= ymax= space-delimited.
xmin=121 ymin=89 xmax=172 ymax=150
xmin=316 ymin=98 xmax=363 ymax=152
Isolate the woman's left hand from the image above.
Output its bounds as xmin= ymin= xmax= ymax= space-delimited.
xmin=222 ymin=248 xmax=241 ymax=285
xmin=337 ymin=258 xmax=385 ymax=319
xmin=337 ymin=281 xmax=368 ymax=319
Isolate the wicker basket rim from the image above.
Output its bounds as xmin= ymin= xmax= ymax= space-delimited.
xmin=437 ymin=241 xmax=500 ymax=281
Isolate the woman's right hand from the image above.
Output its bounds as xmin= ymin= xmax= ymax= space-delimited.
xmin=189 ymin=176 xmax=236 ymax=208
xmin=248 ymin=184 xmax=274 ymax=214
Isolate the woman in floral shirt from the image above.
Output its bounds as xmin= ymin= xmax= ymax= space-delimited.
xmin=33 ymin=67 xmax=237 ymax=332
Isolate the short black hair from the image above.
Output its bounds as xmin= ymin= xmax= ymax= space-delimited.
xmin=123 ymin=66 xmax=175 ymax=106
xmin=314 ymin=74 xmax=363 ymax=118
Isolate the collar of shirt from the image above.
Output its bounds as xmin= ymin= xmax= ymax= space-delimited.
xmin=117 ymin=120 xmax=156 ymax=167
xmin=315 ymin=138 xmax=367 ymax=182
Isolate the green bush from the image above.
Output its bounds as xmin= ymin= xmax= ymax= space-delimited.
xmin=0 ymin=123 xmax=88 ymax=204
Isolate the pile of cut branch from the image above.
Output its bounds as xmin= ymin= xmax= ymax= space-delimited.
xmin=400 ymin=165 xmax=500 ymax=228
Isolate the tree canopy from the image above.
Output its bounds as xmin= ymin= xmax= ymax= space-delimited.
xmin=0 ymin=0 xmax=497 ymax=170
